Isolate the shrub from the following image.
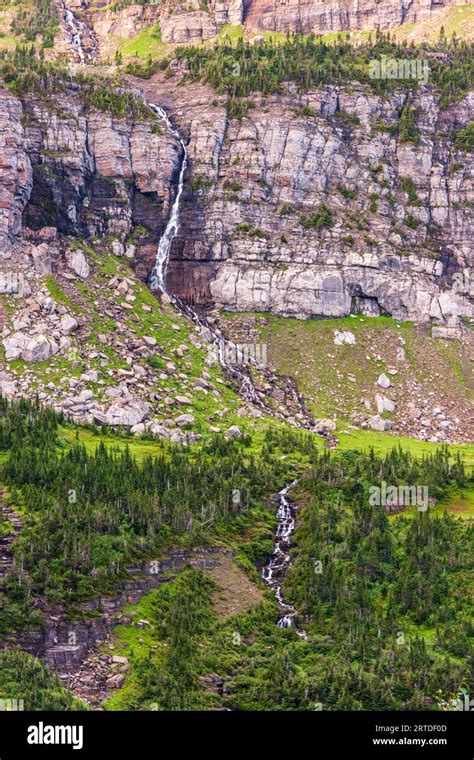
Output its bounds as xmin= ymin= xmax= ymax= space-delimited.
xmin=454 ymin=123 xmax=474 ymax=152
xmin=300 ymin=205 xmax=334 ymax=230
xmin=400 ymin=177 xmax=422 ymax=206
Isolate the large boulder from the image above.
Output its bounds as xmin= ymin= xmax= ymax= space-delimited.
xmin=22 ymin=335 xmax=59 ymax=363
xmin=175 ymin=413 xmax=195 ymax=426
xmin=3 ymin=332 xmax=27 ymax=360
xmin=105 ymin=400 xmax=149 ymax=427
xmin=0 ymin=376 xmax=17 ymax=398
xmin=3 ymin=332 xmax=58 ymax=362
xmin=169 ymin=430 xmax=202 ymax=445
xmin=334 ymin=330 xmax=356 ymax=346
xmin=375 ymin=394 xmax=395 ymax=413
xmin=314 ymin=418 xmax=337 ymax=434
xmin=224 ymin=425 xmax=243 ymax=440
xmin=146 ymin=420 xmax=170 ymax=438
xmin=175 ymin=395 xmax=192 ymax=405
xmin=66 ymin=250 xmax=90 ymax=279
xmin=369 ymin=415 xmax=393 ymax=432
xmin=60 ymin=314 xmax=79 ymax=335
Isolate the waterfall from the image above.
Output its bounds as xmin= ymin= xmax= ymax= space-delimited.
xmin=146 ymin=103 xmax=277 ymax=413
xmin=61 ymin=2 xmax=98 ymax=63
xmin=145 ymin=102 xmax=318 ymax=422
xmin=148 ymin=104 xmax=188 ymax=293
xmin=262 ymin=482 xmax=308 ymax=638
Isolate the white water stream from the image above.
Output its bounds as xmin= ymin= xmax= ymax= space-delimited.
xmin=57 ymin=10 xmax=273 ymax=413
xmin=148 ymin=104 xmax=188 ymax=292
xmin=58 ymin=14 xmax=313 ymax=640
xmin=145 ymin=102 xmax=320 ymax=423
xmin=262 ymin=482 xmax=308 ymax=637
xmin=61 ymin=3 xmax=97 ymax=63
xmin=146 ymin=103 xmax=282 ymax=414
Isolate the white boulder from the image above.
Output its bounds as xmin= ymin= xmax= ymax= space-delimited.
xmin=377 ymin=373 xmax=391 ymax=389
xmin=66 ymin=250 xmax=90 ymax=279
xmin=369 ymin=415 xmax=393 ymax=432
xmin=375 ymin=394 xmax=396 ymax=413
xmin=60 ymin=314 xmax=79 ymax=335
xmin=105 ymin=400 xmax=149 ymax=427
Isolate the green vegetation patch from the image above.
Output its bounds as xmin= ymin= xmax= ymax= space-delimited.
xmin=173 ymin=32 xmax=474 ymax=113
xmin=0 ymin=648 xmax=87 ymax=710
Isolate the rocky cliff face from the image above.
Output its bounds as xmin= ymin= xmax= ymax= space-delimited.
xmin=0 ymin=92 xmax=32 ymax=257
xmin=14 ymin=85 xmax=180 ymax=250
xmin=51 ymin=0 xmax=465 ymax=60
xmin=138 ymin=74 xmax=474 ymax=325
xmin=1 ymin=75 xmax=473 ymax=327
xmin=0 ymin=65 xmax=472 ymax=440
xmin=244 ymin=0 xmax=460 ymax=35
xmin=0 ymin=82 xmax=302 ymax=434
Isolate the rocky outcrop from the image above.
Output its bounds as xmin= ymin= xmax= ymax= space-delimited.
xmin=0 ymin=91 xmax=32 ymax=256
xmin=74 ymin=0 xmax=226 ymax=56
xmin=0 ymin=71 xmax=472 ymax=442
xmin=209 ymin=0 xmax=245 ymax=26
xmin=136 ymin=76 xmax=473 ymax=325
xmin=105 ymin=398 xmax=149 ymax=426
xmin=244 ymin=0 xmax=460 ymax=35
xmin=2 ymin=75 xmax=473 ymax=327
xmin=87 ymin=1 xmax=160 ymax=48
xmin=3 ymin=332 xmax=59 ymax=363
xmin=53 ymin=0 xmax=463 ymax=59
xmin=160 ymin=0 xmax=245 ymax=43
xmin=0 ymin=546 xmax=230 ymax=705
xmin=160 ymin=7 xmax=218 ymax=44
xmin=18 ymin=85 xmax=180 ymax=247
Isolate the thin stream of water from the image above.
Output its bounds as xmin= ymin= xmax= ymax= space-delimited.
xmin=262 ymin=482 xmax=308 ymax=637
xmin=146 ymin=103 xmax=280 ymax=414
xmin=61 ymin=3 xmax=98 ymax=63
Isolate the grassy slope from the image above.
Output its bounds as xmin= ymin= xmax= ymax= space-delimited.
xmin=221 ymin=311 xmax=474 ymax=444
xmin=118 ymin=23 xmax=171 ymax=60
xmin=393 ymin=3 xmax=474 ymax=43
xmin=111 ymin=4 xmax=474 ymax=62
xmin=1 ymin=242 xmax=259 ymax=433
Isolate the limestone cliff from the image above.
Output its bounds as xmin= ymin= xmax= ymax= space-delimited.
xmin=244 ymin=0 xmax=463 ymax=36
xmin=138 ymin=74 xmax=474 ymax=325
xmin=0 ymin=92 xmax=32 ymax=257
xmin=0 ymin=61 xmax=472 ymax=440
xmin=49 ymin=0 xmax=469 ymax=61
xmin=1 ymin=75 xmax=473 ymax=326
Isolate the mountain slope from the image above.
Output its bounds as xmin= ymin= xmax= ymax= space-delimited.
xmin=0 ymin=5 xmax=473 ymax=719
xmin=2 ymin=1 xmax=474 ymax=64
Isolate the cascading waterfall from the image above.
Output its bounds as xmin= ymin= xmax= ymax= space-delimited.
xmin=146 ymin=103 xmax=279 ymax=415
xmin=61 ymin=2 xmax=97 ymax=63
xmin=262 ymin=482 xmax=308 ymax=638
xmin=146 ymin=104 xmax=317 ymax=420
xmin=59 ymin=11 xmax=326 ymax=436
xmin=148 ymin=104 xmax=188 ymax=293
